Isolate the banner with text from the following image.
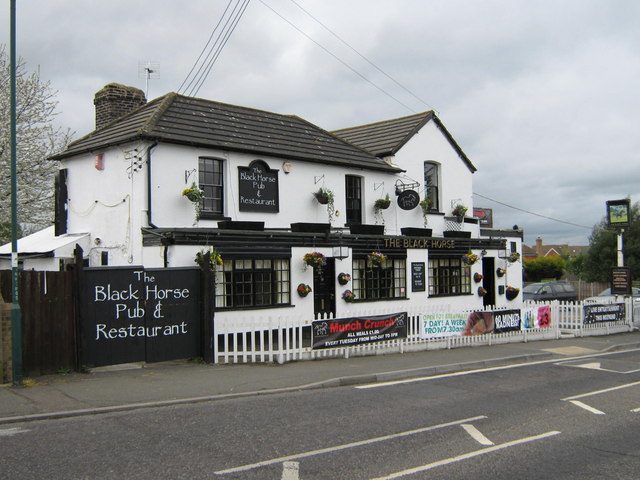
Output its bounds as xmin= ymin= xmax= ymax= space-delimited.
xmin=420 ymin=311 xmax=496 ymax=338
xmin=493 ymin=309 xmax=522 ymax=334
xmin=312 ymin=312 xmax=407 ymax=349
xmin=420 ymin=307 xmax=553 ymax=339
xmin=583 ymin=303 xmax=625 ymax=324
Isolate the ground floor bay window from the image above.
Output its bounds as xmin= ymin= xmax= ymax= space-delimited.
xmin=428 ymin=257 xmax=471 ymax=296
xmin=352 ymin=256 xmax=407 ymax=301
xmin=214 ymin=258 xmax=290 ymax=308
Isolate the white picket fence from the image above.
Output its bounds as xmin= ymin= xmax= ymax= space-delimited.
xmin=212 ymin=299 xmax=637 ymax=364
xmin=544 ymin=297 xmax=639 ymax=336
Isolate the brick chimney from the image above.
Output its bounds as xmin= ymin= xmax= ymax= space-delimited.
xmin=535 ymin=236 xmax=543 ymax=255
xmin=94 ymin=83 xmax=146 ymax=130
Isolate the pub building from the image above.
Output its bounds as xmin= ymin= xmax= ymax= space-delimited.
xmin=12 ymin=84 xmax=523 ymax=323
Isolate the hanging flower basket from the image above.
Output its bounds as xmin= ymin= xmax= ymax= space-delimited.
xmin=461 ymin=251 xmax=479 ymax=265
xmin=182 ymin=182 xmax=204 ymax=203
xmin=477 ymin=287 xmax=487 ymax=297
xmin=297 ymin=283 xmax=312 ymax=297
xmin=473 ymin=272 xmax=484 ymax=283
xmin=505 ymin=286 xmax=520 ymax=300
xmin=420 ymin=197 xmax=434 ymax=211
xmin=313 ymin=187 xmax=332 ymax=205
xmin=420 ymin=198 xmax=434 ymax=226
xmin=337 ymin=272 xmax=351 ymax=285
xmin=194 ymin=247 xmax=223 ymax=270
xmin=374 ymin=194 xmax=391 ymax=211
xmin=182 ymin=182 xmax=204 ymax=220
xmin=303 ymin=251 xmax=326 ymax=271
xmin=367 ymin=251 xmax=387 ymax=268
xmin=496 ymin=268 xmax=506 ymax=277
xmin=342 ymin=289 xmax=356 ymax=302
xmin=507 ymin=252 xmax=521 ymax=263
xmin=313 ymin=188 xmax=335 ymax=222
xmin=452 ymin=203 xmax=467 ymax=221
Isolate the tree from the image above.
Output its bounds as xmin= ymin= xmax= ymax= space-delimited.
xmin=0 ymin=45 xmax=72 ymax=244
xmin=582 ymin=202 xmax=640 ymax=282
xmin=523 ymin=255 xmax=566 ymax=282
xmin=565 ymin=253 xmax=587 ymax=280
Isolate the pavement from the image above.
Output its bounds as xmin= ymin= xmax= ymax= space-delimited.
xmin=1 ymin=331 xmax=640 ymax=425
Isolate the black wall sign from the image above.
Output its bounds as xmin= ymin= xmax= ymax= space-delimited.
xmin=583 ymin=304 xmax=625 ymax=324
xmin=397 ymin=190 xmax=420 ymax=210
xmin=80 ymin=267 xmax=201 ymax=367
xmin=411 ymin=262 xmax=425 ymax=292
xmin=312 ymin=312 xmax=407 ymax=349
xmin=238 ymin=159 xmax=279 ymax=212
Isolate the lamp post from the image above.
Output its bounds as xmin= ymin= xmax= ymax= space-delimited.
xmin=9 ymin=0 xmax=23 ymax=385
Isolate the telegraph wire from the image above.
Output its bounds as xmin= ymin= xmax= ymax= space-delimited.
xmin=179 ymin=0 xmax=251 ymax=97
xmin=288 ymin=0 xmax=438 ymax=114
xmin=178 ymin=0 xmax=235 ymax=94
xmin=473 ymin=192 xmax=592 ymax=229
xmin=190 ymin=0 xmax=252 ymax=97
xmin=258 ymin=0 xmax=417 ymax=114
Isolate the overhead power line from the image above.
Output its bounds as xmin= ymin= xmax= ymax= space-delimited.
xmin=473 ymin=192 xmax=593 ymax=230
xmin=258 ymin=0 xmax=417 ymax=114
xmin=288 ymin=0 xmax=438 ymax=114
xmin=178 ymin=0 xmax=235 ymax=94
xmin=179 ymin=0 xmax=252 ymax=97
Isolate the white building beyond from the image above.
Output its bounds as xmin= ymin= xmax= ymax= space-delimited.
xmin=1 ymin=83 xmax=523 ymax=319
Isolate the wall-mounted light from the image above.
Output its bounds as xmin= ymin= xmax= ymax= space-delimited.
xmin=332 ymin=246 xmax=349 ymax=259
xmin=283 ymin=162 xmax=292 ymax=174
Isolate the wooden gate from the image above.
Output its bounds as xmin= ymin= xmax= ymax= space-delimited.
xmin=0 ymin=270 xmax=76 ymax=377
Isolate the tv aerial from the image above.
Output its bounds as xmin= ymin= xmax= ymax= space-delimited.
xmin=138 ymin=61 xmax=160 ymax=98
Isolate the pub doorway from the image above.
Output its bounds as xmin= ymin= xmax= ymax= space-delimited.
xmin=482 ymin=257 xmax=496 ymax=307
xmin=313 ymin=257 xmax=336 ymax=319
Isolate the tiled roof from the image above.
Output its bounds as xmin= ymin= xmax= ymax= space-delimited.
xmin=332 ymin=111 xmax=476 ymax=173
xmin=52 ymin=94 xmax=401 ymax=173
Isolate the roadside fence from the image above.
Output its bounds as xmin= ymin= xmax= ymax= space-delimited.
xmin=214 ymin=300 xmax=634 ymax=364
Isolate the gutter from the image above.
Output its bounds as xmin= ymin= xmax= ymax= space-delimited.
xmin=146 ymin=142 xmax=159 ymax=228
xmin=145 ymin=142 xmax=175 ymax=267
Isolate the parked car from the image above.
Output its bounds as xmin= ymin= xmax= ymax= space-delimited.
xmin=522 ymin=281 xmax=578 ymax=302
xmin=583 ymin=287 xmax=640 ymax=305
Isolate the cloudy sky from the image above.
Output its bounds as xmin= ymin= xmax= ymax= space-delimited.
xmin=3 ymin=0 xmax=639 ymax=246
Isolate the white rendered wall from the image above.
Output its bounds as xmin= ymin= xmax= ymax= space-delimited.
xmin=61 ymin=141 xmax=150 ymax=267
xmin=392 ymin=120 xmax=474 ymax=217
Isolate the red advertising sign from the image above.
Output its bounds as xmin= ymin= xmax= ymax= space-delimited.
xmin=312 ymin=312 xmax=407 ymax=349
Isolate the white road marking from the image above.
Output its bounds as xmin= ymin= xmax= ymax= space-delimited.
xmin=214 ymin=415 xmax=487 ymax=475
xmin=461 ymin=424 xmax=494 ymax=445
xmin=574 ymin=362 xmax=602 ymax=370
xmin=0 ymin=427 xmax=29 ymax=437
xmin=560 ymin=361 xmax=640 ymax=374
xmin=281 ymin=461 xmax=299 ymax=480
xmin=369 ymin=431 xmax=561 ymax=480
xmin=631 ymin=407 xmax=640 ymax=413
xmin=569 ymin=400 xmax=606 ymax=415
xmin=562 ymin=380 xmax=640 ymax=401
xmin=355 ymin=349 xmax=640 ymax=390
